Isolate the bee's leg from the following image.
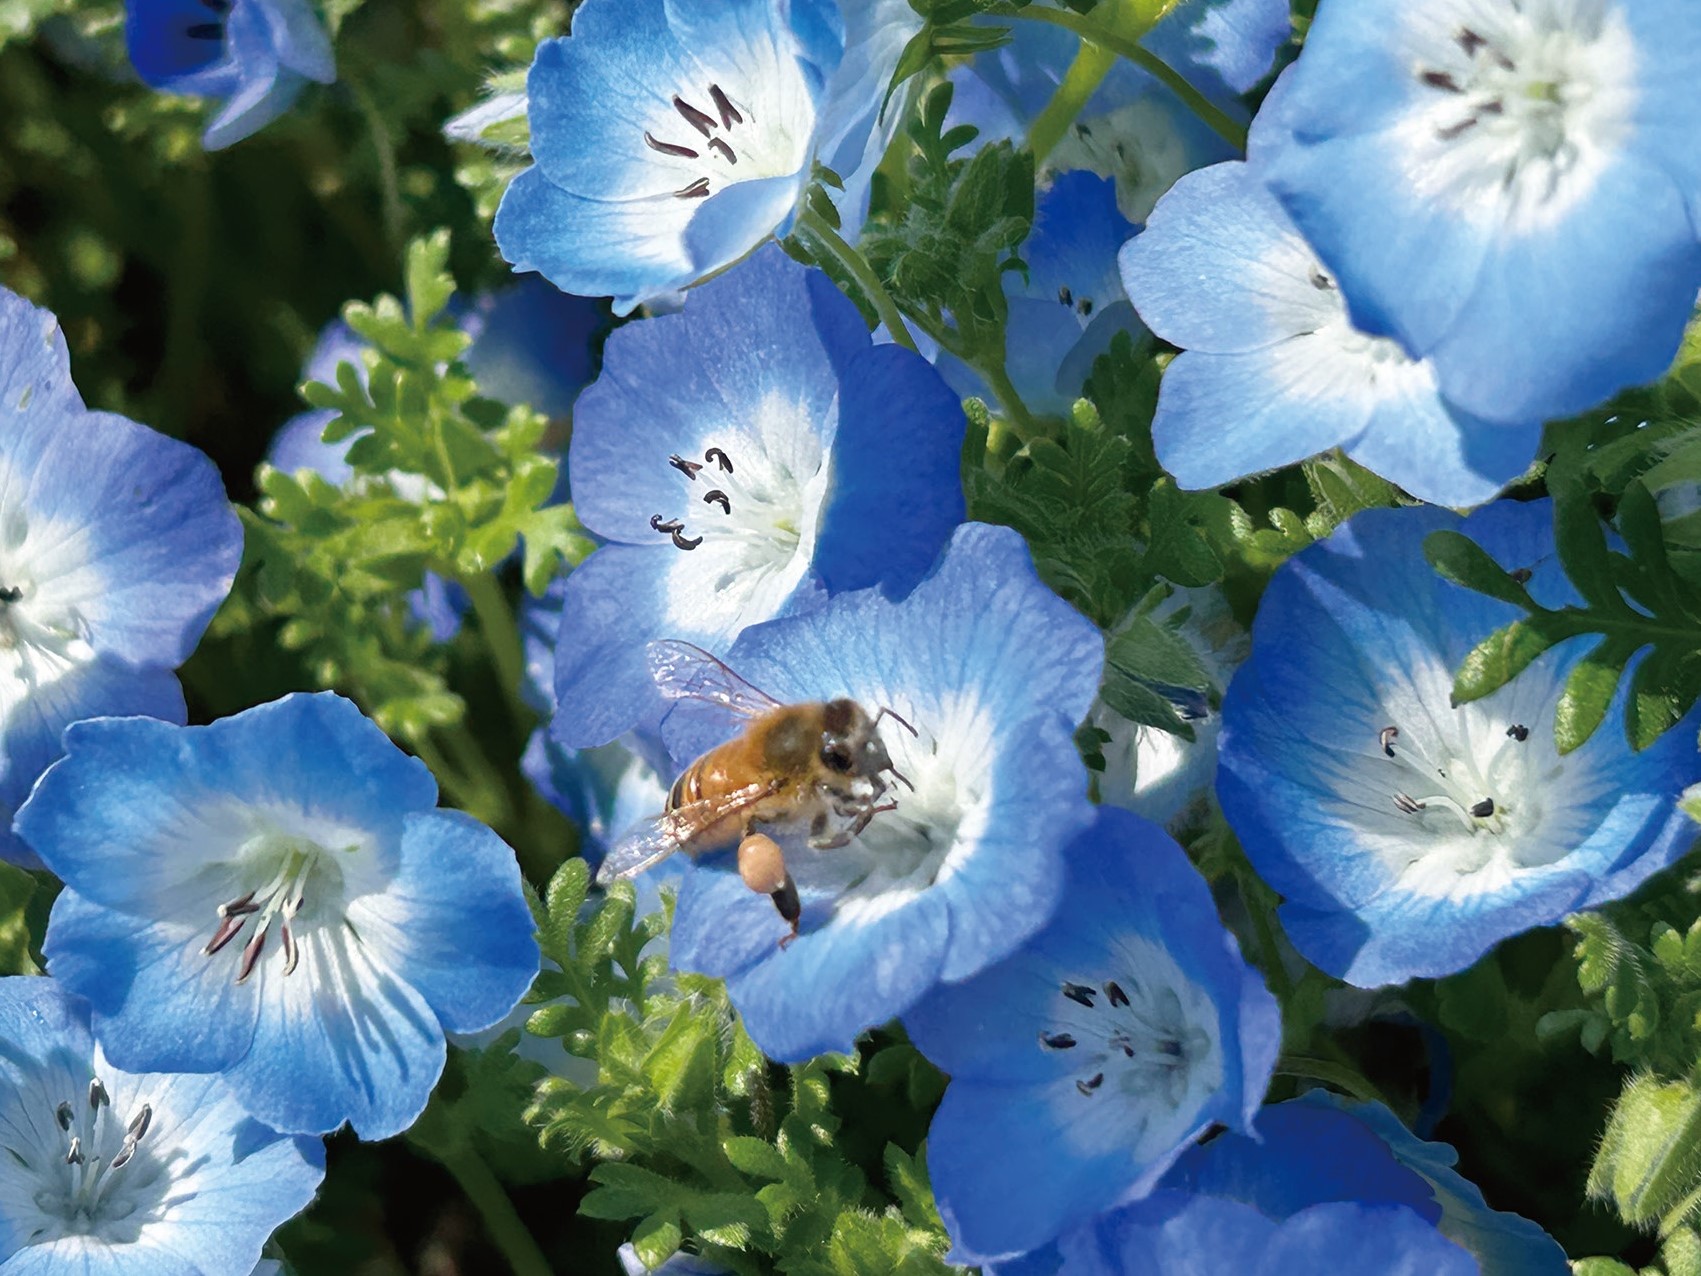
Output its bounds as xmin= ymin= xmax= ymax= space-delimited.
xmin=738 ymin=832 xmax=800 ymax=947
xmin=808 ymin=799 xmax=898 ymax=849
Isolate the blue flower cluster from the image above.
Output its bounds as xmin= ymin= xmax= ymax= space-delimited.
xmin=0 ymin=288 xmax=540 ymax=1270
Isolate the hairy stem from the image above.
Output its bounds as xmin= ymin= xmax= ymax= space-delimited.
xmin=794 ymin=207 xmax=919 ymax=352
xmin=1028 ymin=41 xmax=1115 ymax=164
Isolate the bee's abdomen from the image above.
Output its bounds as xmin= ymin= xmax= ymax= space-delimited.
xmin=667 ymin=767 xmax=700 ymax=813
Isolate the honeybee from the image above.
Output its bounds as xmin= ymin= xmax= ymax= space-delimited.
xmin=596 ymin=640 xmax=914 ymax=945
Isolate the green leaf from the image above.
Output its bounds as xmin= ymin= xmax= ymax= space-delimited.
xmin=1554 ymin=636 xmax=1638 ymax=754
xmin=1626 ymin=644 xmax=1701 ymax=751
xmin=1450 ymin=611 xmax=1584 ymax=706
xmin=1589 ymin=1073 xmax=1701 ymax=1229
xmin=1422 ymin=529 xmax=1537 ymax=608
xmin=629 ymin=1214 xmax=684 ymax=1270
xmin=540 ymin=859 xmax=590 ymax=966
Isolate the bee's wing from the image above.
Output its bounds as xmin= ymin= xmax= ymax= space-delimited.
xmin=646 ymin=640 xmax=785 ymax=721
xmin=596 ymin=778 xmax=780 ymax=884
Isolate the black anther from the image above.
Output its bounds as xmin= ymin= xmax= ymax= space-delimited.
xmin=1506 ymin=724 xmax=1529 ymax=742
xmin=0 ymin=586 xmax=21 ymax=604
xmin=670 ymin=529 xmax=703 ymax=551
xmin=703 ymin=489 xmax=731 ymax=514
xmin=707 ymin=137 xmax=738 ymax=165
xmin=1040 ymin=1032 xmax=1077 ymax=1049
xmin=1380 ymin=726 xmax=1399 ymax=758
xmin=1456 ymin=28 xmax=1486 ymax=57
xmin=1062 ymin=982 xmax=1096 ymax=1009
xmin=650 ymin=514 xmax=685 ymax=534
xmin=1057 ymin=286 xmax=1074 ymax=307
xmin=1105 ymin=980 xmax=1129 ymax=1009
xmin=1077 ymin=297 xmax=1094 ymax=317
xmin=705 ymin=446 xmax=734 ymax=473
xmin=1421 ymin=69 xmax=1463 ymax=92
xmin=709 ymin=84 xmax=743 ymax=128
xmin=1076 ymin=1073 xmax=1104 ymax=1096
xmin=1470 ymin=798 xmax=1495 ymax=818
xmin=645 ymin=132 xmax=700 ymax=159
xmin=670 ymin=454 xmax=703 ymax=479
xmin=673 ymin=95 xmax=716 ymax=137
xmin=675 ymin=178 xmax=711 ymax=200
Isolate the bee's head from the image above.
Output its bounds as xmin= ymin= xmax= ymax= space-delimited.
xmin=818 ymin=699 xmax=893 ymax=783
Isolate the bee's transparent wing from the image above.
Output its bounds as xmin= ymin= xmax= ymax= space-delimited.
xmin=646 ymin=640 xmax=784 ymax=721
xmin=597 ymin=813 xmax=688 ymax=883
xmin=596 ymin=778 xmax=779 ymax=884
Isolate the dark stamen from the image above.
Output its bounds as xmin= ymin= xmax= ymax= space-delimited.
xmin=709 ymin=83 xmax=743 ymax=128
xmin=65 ymin=1136 xmax=82 ymax=1166
xmin=109 ymin=1139 xmax=137 ymax=1170
xmin=1380 ymin=726 xmax=1399 ymax=758
xmin=1105 ymin=980 xmax=1130 ymax=1009
xmin=281 ymin=921 xmax=300 ymax=977
xmin=1310 ymin=269 xmax=1334 ymax=291
xmin=1421 ymin=69 xmax=1463 ymax=92
xmin=1436 ymin=117 xmax=1478 ymax=141
xmin=1077 ymin=298 xmax=1093 ymax=317
xmin=203 ymin=911 xmax=248 ymax=956
xmin=644 ymin=132 xmax=700 ymax=159
xmin=1058 ymin=286 xmax=1074 ymax=307
xmin=1394 ymin=793 xmax=1426 ymax=814
xmin=705 ymin=446 xmax=734 ymax=473
xmin=671 ymin=529 xmax=703 ymax=551
xmin=1479 ymin=99 xmax=1505 ymax=116
xmin=1470 ymin=798 xmax=1495 ymax=818
xmin=1506 ymin=724 xmax=1529 ymax=742
xmin=236 ymin=927 xmax=267 ymax=984
xmin=185 ymin=21 xmax=223 ymax=38
xmin=674 ymin=178 xmax=711 ymax=200
xmin=650 ymin=514 xmax=685 ymax=535
xmin=55 ymin=1101 xmax=73 ymax=1131
xmin=1076 ymin=1073 xmax=1104 ymax=1096
xmin=1040 ymin=1032 xmax=1077 ymax=1049
xmin=707 ymin=137 xmax=738 ymax=165
xmin=127 ymin=1104 xmax=152 ymax=1143
xmin=703 ymin=489 xmax=731 ymax=514
xmin=1509 ymin=567 xmax=1532 ymax=584
xmin=88 ymin=1078 xmax=107 ymax=1110
xmin=0 ymin=587 xmax=21 ymax=604
xmin=1456 ymin=27 xmax=1486 ymax=57
xmin=673 ymin=95 xmax=716 ymax=137
xmin=1062 ymin=982 xmax=1097 ymax=1009
xmin=670 ymin=454 xmax=703 ymax=480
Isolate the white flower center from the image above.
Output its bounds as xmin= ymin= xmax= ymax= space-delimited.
xmin=198 ymin=828 xmax=354 ymax=985
xmin=0 ymin=504 xmax=96 ymax=706
xmin=657 ymin=392 xmax=832 ymax=637
xmin=10 ymin=1074 xmax=162 ymax=1242
xmin=1397 ymin=2 xmax=1636 ymax=230
xmin=640 ymin=52 xmax=816 ymax=201
xmin=1041 ymin=936 xmax=1224 ymax=1160
xmin=1052 ymin=98 xmax=1205 ymax=223
xmin=1327 ymin=649 xmax=1593 ymax=899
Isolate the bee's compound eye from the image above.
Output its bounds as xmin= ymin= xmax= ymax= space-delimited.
xmin=820 ymin=742 xmax=854 ymax=773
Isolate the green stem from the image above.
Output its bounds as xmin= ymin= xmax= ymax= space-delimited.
xmin=795 ymin=208 xmax=919 ymax=352
xmin=1028 ymin=40 xmax=1114 ymax=165
xmin=441 ymin=1147 xmax=553 ymax=1276
xmin=1276 ymin=1056 xmax=1390 ymax=1107
xmin=349 ymin=78 xmax=406 ymax=252
xmin=462 ymin=571 xmax=530 ymax=728
xmin=1019 ymin=7 xmax=1249 ymax=153
xmin=901 ymin=307 xmax=1044 ymax=442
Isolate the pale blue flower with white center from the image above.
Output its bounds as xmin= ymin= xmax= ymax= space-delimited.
xmin=0 ymin=288 xmax=242 ymax=868
xmin=1218 ymin=499 xmax=1701 ymax=988
xmin=125 ymin=0 xmax=334 ymax=149
xmin=1120 ymin=148 xmax=1543 ymax=508
xmin=666 ymin=523 xmax=1104 ymax=1062
xmin=1259 ymin=0 xmax=1701 ymax=425
xmin=0 ymin=978 xmax=324 ymax=1276
xmin=904 ymin=806 xmax=1279 ymax=1266
xmin=494 ymin=0 xmax=859 ymax=314
xmin=20 ymin=692 xmax=541 ymax=1139
xmin=993 ymin=1090 xmax=1563 ymax=1275
xmin=551 ymin=245 xmax=965 ymax=749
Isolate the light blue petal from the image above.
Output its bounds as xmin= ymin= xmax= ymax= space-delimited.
xmin=1256 ymin=1202 xmax=1477 ymax=1276
xmin=1142 ymin=0 xmax=1291 ymax=98
xmin=0 ymin=289 xmax=80 ymax=420
xmin=1345 ymin=387 xmax=1539 ymax=510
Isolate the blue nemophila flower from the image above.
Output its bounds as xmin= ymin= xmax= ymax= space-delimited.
xmin=1218 ymin=500 xmax=1701 ymax=987
xmin=930 ymin=172 xmax=1143 ymax=419
xmin=20 ymin=692 xmax=541 ymax=1139
xmin=664 ymin=523 xmax=1103 ymax=1062
xmin=949 ymin=2 xmax=1287 ymax=222
xmin=1120 ymin=155 xmax=1541 ymax=508
xmin=125 ymin=0 xmax=334 ymax=149
xmin=552 ymin=245 xmax=964 ymax=749
xmin=0 ymin=288 xmax=241 ymax=868
xmin=996 ymin=1091 xmax=1562 ymax=1275
xmin=1258 ymin=0 xmax=1701 ymax=425
xmin=0 ymin=978 xmax=324 ymax=1275
xmin=495 ymin=0 xmax=883 ymax=314
xmin=904 ymin=806 xmax=1279 ymax=1265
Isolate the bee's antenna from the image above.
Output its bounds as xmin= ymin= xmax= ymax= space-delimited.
xmin=873 ymin=706 xmax=918 ymax=738
xmin=887 ymin=766 xmax=915 ymax=793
